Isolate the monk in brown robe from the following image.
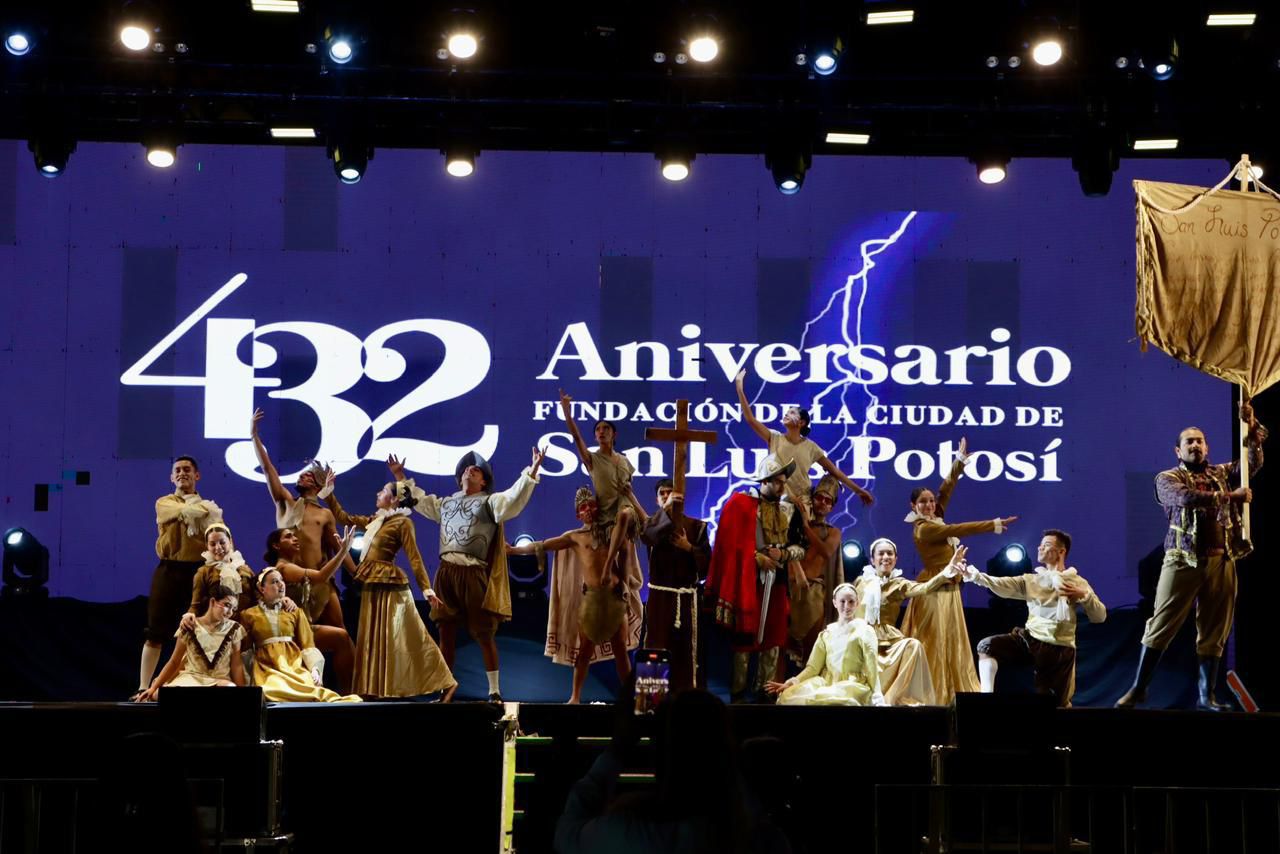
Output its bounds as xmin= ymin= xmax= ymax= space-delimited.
xmin=640 ymin=479 xmax=711 ymax=692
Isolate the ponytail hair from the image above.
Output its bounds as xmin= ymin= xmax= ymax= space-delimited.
xmin=264 ymin=528 xmax=290 ymax=565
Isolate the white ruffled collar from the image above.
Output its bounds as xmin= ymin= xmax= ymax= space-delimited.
xmin=828 ymin=616 xmax=863 ymax=637
xmin=859 ymin=566 xmax=903 ymax=624
xmin=376 ymin=507 xmax=413 ymax=519
xmin=360 ymin=506 xmax=413 ymax=552
xmin=201 ymin=550 xmax=247 ymax=593
xmin=1034 ymin=565 xmax=1077 ymax=620
xmin=202 ymin=549 xmax=247 ymax=570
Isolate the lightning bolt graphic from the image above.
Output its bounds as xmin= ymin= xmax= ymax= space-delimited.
xmin=699 ymin=210 xmax=919 ymax=542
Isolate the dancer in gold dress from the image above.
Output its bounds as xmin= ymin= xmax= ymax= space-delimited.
xmin=899 ymin=439 xmax=1018 ymax=704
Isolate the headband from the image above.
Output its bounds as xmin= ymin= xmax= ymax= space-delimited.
xmin=868 ymin=537 xmax=898 ymax=557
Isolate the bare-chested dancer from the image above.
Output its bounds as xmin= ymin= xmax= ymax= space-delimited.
xmin=511 ymin=488 xmax=633 ymax=704
xmin=249 ymin=408 xmax=356 ymax=690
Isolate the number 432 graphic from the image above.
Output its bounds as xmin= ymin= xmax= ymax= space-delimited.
xmin=120 ymin=273 xmax=499 ymax=482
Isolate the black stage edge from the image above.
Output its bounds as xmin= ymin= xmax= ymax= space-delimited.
xmin=3 ymin=699 xmax=1279 ymax=853
xmin=0 ymin=699 xmax=505 ymax=853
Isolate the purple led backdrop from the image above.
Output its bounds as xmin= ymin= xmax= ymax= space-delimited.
xmin=0 ymin=141 xmax=1231 ymax=604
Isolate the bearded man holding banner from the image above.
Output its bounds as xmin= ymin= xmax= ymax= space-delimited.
xmin=1124 ymin=163 xmax=1280 ymax=709
xmin=1115 ymin=410 xmax=1265 ymax=709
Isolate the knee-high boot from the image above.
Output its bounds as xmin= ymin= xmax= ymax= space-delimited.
xmin=1197 ymin=656 xmax=1233 ymax=712
xmin=1115 ymin=645 xmax=1162 ymax=708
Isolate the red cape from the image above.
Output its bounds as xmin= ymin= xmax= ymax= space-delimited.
xmin=707 ymin=491 xmax=789 ymax=647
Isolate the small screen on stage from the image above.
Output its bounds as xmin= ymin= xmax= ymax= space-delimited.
xmin=0 ymin=143 xmax=1231 ymax=605
xmin=634 ymin=649 xmax=671 ymax=715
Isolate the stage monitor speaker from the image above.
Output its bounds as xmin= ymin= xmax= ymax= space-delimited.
xmin=951 ymin=691 xmax=1057 ymax=751
xmin=185 ymin=739 xmax=285 ymax=839
xmin=159 ymin=686 xmax=265 ymax=744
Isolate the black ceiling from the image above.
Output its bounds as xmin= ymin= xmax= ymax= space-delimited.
xmin=1 ymin=1 xmax=1277 ymax=171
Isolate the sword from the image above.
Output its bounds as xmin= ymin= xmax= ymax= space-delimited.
xmin=756 ymin=566 xmax=776 ymax=645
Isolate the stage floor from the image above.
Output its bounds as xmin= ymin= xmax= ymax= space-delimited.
xmin=0 ymin=593 xmax=1212 ymax=708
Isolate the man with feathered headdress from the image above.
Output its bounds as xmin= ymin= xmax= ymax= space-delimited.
xmin=248 ymin=408 xmax=357 ymax=692
xmin=390 ymin=446 xmax=546 ymax=702
xmin=249 ymin=409 xmax=346 ymax=612
xmin=785 ymin=474 xmax=844 ymax=668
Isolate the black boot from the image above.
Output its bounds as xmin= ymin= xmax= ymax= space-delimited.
xmin=1197 ymin=657 xmax=1233 ymax=712
xmin=1115 ymin=645 xmax=1162 ymax=708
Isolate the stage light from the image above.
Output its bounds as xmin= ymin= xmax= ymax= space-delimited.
xmin=3 ymin=526 xmax=49 ymax=598
xmin=251 ymin=0 xmax=300 ymax=12
xmin=5 ymin=32 xmax=31 ymax=56
xmin=1207 ymin=13 xmax=1256 ymax=26
xmin=141 ymin=131 xmax=178 ymax=169
xmin=825 ymin=131 xmax=870 ymax=145
xmin=974 ymin=156 xmax=1008 ymax=184
xmin=986 ymin=541 xmax=1032 ymax=573
xmin=1006 ymin=55 xmax=1021 ymax=68
xmin=1133 ymin=138 xmax=1178 ymax=151
xmin=350 ymin=533 xmax=365 ymax=562
xmin=659 ymin=151 xmax=693 ymax=182
xmin=841 ymin=539 xmax=868 ymax=574
xmin=983 ymin=542 xmax=1031 ymax=615
xmin=444 ymin=145 xmax=476 ymax=177
xmin=809 ymin=34 xmax=843 ymax=76
xmin=688 ymin=35 xmax=718 ymax=63
xmin=270 ymin=127 xmax=316 ymax=139
xmin=1135 ymin=35 xmax=1179 ymax=81
xmin=328 ymin=36 xmax=354 ymax=64
xmin=330 ymin=142 xmax=369 ymax=183
xmin=507 ymin=533 xmax=545 ymax=586
xmin=867 ymin=10 xmax=914 ymax=25
xmin=766 ymin=144 xmax=811 ymax=195
xmin=442 ymin=7 xmax=482 ymax=60
xmin=144 ymin=142 xmax=176 ymax=168
xmin=120 ymin=24 xmax=151 ymax=51
xmin=1031 ymin=38 xmax=1062 ymax=66
xmin=661 ymin=162 xmax=688 ymax=181
xmin=803 ymin=28 xmax=844 ymax=76
xmin=29 ymin=137 xmax=76 ymax=177
xmin=1072 ymin=138 xmax=1118 ymax=197
xmin=447 ymin=31 xmax=478 ymax=59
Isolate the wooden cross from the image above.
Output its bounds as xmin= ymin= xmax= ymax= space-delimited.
xmin=644 ymin=399 xmax=718 ymax=522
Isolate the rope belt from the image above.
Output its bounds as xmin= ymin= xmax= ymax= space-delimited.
xmin=647 ymin=583 xmax=699 ymax=688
